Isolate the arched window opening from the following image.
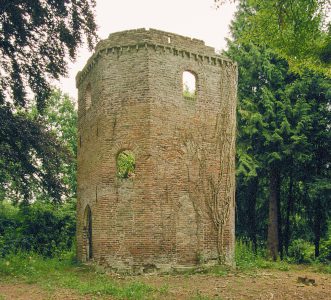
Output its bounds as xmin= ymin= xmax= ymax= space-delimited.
xmin=83 ymin=205 xmax=92 ymax=260
xmin=183 ymin=71 xmax=197 ymax=100
xmin=85 ymin=84 xmax=91 ymax=110
xmin=116 ymin=150 xmax=136 ymax=179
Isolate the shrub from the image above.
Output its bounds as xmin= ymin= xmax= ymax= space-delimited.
xmin=319 ymin=225 xmax=331 ymax=263
xmin=0 ymin=200 xmax=76 ymax=257
xmin=287 ymin=239 xmax=314 ymax=263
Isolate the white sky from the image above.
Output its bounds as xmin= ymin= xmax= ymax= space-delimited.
xmin=58 ymin=0 xmax=237 ymax=99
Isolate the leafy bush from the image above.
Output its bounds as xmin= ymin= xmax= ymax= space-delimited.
xmin=0 ymin=200 xmax=76 ymax=257
xmin=287 ymin=239 xmax=314 ymax=263
xmin=319 ymin=224 xmax=331 ymax=263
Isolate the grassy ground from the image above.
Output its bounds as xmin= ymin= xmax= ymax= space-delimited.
xmin=0 ymin=252 xmax=159 ymax=299
xmin=0 ymin=247 xmax=330 ymax=300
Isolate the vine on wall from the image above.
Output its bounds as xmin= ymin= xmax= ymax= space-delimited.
xmin=182 ymin=64 xmax=237 ymax=263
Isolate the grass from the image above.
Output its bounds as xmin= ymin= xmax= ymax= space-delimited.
xmin=310 ymin=262 xmax=331 ymax=274
xmin=192 ymin=293 xmax=221 ymax=300
xmin=0 ymin=251 xmax=155 ymax=299
xmin=235 ymin=240 xmax=290 ymax=272
xmin=0 ymin=242 xmax=330 ymax=299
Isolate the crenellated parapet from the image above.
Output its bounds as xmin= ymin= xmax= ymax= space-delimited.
xmin=76 ymin=28 xmax=235 ymax=87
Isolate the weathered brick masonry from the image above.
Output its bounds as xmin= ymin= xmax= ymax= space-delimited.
xmin=76 ymin=28 xmax=237 ymax=273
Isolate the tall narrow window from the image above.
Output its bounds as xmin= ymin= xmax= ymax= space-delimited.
xmin=183 ymin=71 xmax=197 ymax=100
xmin=116 ymin=150 xmax=136 ymax=179
xmin=85 ymin=84 xmax=91 ymax=110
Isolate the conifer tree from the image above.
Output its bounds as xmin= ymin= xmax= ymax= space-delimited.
xmin=226 ymin=1 xmax=331 ymax=259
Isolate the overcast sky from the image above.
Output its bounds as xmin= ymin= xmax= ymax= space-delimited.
xmin=58 ymin=0 xmax=237 ymax=99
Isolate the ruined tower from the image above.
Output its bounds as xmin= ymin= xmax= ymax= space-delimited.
xmin=76 ymin=29 xmax=237 ymax=272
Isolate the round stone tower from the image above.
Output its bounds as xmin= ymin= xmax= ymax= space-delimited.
xmin=76 ymin=28 xmax=237 ymax=273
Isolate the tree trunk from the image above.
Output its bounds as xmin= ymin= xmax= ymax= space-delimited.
xmin=267 ymin=167 xmax=280 ymax=261
xmin=247 ymin=176 xmax=258 ymax=252
xmin=277 ymin=185 xmax=283 ymax=260
xmin=284 ymin=174 xmax=294 ymax=255
xmin=314 ymin=198 xmax=322 ymax=258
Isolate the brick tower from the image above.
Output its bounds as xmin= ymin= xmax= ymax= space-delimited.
xmin=76 ymin=29 xmax=237 ymax=273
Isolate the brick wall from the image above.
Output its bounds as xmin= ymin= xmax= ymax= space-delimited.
xmin=76 ymin=28 xmax=237 ymax=273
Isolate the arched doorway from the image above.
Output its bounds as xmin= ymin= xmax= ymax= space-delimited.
xmin=84 ymin=205 xmax=93 ymax=260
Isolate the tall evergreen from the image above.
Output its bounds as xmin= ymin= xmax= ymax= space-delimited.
xmin=226 ymin=1 xmax=331 ymax=259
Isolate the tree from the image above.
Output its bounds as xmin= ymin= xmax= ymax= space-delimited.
xmin=0 ymin=0 xmax=97 ymax=202
xmin=290 ymin=74 xmax=331 ymax=257
xmin=33 ymin=89 xmax=78 ymax=198
xmin=0 ymin=0 xmax=97 ymax=108
xmin=226 ymin=2 xmax=331 ymax=259
xmin=0 ymin=105 xmax=71 ymax=202
xmin=0 ymin=89 xmax=78 ymax=203
xmin=216 ymin=0 xmax=331 ymax=76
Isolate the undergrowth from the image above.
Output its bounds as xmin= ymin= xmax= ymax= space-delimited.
xmin=234 ymin=239 xmax=331 ymax=274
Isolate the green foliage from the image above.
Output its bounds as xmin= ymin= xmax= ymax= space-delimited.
xmin=319 ymin=239 xmax=331 ymax=262
xmin=287 ymin=239 xmax=315 ymax=263
xmin=319 ymin=223 xmax=331 ymax=263
xmin=0 ymin=252 xmax=155 ymax=299
xmin=36 ymin=90 xmax=77 ymax=158
xmin=0 ymin=89 xmax=77 ymax=202
xmin=227 ymin=2 xmax=331 ymax=260
xmin=0 ymin=0 xmax=98 ymax=109
xmin=183 ymin=89 xmax=196 ymax=99
xmin=217 ymin=0 xmax=331 ymax=75
xmin=235 ymin=239 xmax=276 ymax=270
xmin=0 ymin=201 xmax=76 ymax=257
xmin=235 ymin=240 xmax=293 ymax=272
xmin=0 ymin=0 xmax=96 ymax=202
xmin=0 ymin=106 xmax=70 ymax=202
xmin=37 ymin=89 xmax=78 ymax=197
xmin=234 ymin=239 xmax=331 ymax=274
xmin=116 ymin=150 xmax=136 ymax=179
xmin=311 ymin=261 xmax=331 ymax=274
xmin=183 ymin=83 xmax=196 ymax=99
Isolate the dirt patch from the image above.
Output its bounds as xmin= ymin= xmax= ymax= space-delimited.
xmin=0 ymin=283 xmax=92 ymax=300
xmin=133 ymin=269 xmax=331 ymax=300
xmin=0 ymin=283 xmax=45 ymax=300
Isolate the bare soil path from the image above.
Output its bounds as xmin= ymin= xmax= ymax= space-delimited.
xmin=137 ymin=268 xmax=331 ymax=299
xmin=0 ymin=283 xmax=90 ymax=300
